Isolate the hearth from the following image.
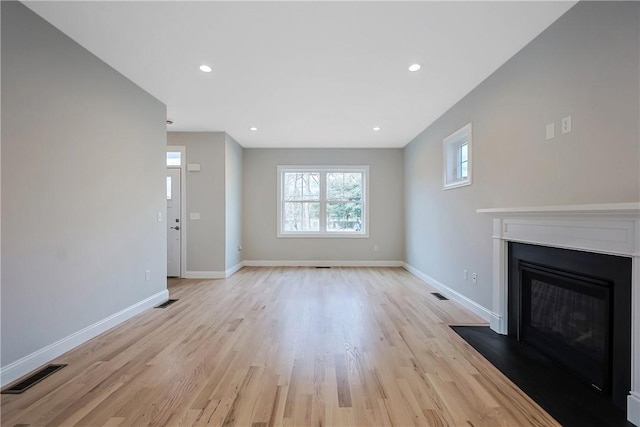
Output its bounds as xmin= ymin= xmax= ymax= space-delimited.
xmin=508 ymin=242 xmax=631 ymax=409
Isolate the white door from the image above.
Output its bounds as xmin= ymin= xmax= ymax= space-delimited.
xmin=167 ymin=168 xmax=181 ymax=277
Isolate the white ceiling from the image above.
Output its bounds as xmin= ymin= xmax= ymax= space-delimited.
xmin=24 ymin=1 xmax=576 ymax=148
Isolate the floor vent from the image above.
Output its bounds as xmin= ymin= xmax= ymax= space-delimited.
xmin=2 ymin=364 xmax=67 ymax=394
xmin=431 ymin=292 xmax=449 ymax=301
xmin=155 ymin=299 xmax=178 ymax=308
xmin=315 ymin=266 xmax=331 ymax=269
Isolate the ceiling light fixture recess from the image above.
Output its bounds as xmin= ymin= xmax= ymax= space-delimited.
xmin=199 ymin=65 xmax=212 ymax=73
xmin=408 ymin=63 xmax=421 ymax=72
xmin=373 ymin=126 xmax=381 ymax=131
xmin=250 ymin=127 xmax=258 ymax=131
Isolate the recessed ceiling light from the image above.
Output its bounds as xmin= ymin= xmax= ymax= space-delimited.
xmin=408 ymin=63 xmax=421 ymax=72
xmin=373 ymin=126 xmax=381 ymax=131
xmin=199 ymin=65 xmax=212 ymax=73
xmin=166 ymin=120 xmax=173 ymax=125
xmin=250 ymin=126 xmax=258 ymax=131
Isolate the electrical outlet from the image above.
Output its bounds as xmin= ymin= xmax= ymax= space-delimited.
xmin=472 ymin=273 xmax=478 ymax=284
xmin=464 ymin=270 xmax=468 ymax=280
xmin=561 ymin=115 xmax=572 ymax=134
xmin=145 ymin=269 xmax=151 ymax=281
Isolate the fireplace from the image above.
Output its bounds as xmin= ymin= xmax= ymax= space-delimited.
xmin=508 ymin=242 xmax=631 ymax=408
xmin=477 ymin=203 xmax=640 ymax=424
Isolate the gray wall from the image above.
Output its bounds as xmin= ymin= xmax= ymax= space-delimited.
xmin=167 ymin=132 xmax=226 ymax=273
xmin=243 ymin=148 xmax=404 ymax=262
xmin=404 ymin=1 xmax=640 ymax=309
xmin=1 ymin=2 xmax=167 ymax=366
xmin=225 ymin=135 xmax=243 ymax=270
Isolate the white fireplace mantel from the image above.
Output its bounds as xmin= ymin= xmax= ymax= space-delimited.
xmin=477 ymin=202 xmax=640 ymax=424
xmin=477 ymin=202 xmax=640 ymax=217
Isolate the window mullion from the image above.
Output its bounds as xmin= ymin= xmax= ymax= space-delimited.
xmin=280 ymin=171 xmax=285 ymax=233
xmin=319 ymin=171 xmax=326 ymax=233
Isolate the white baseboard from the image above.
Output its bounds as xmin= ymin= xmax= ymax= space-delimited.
xmin=183 ymin=271 xmax=226 ymax=279
xmin=243 ymin=260 xmax=403 ymax=267
xmin=0 ymin=289 xmax=168 ymax=387
xmin=225 ymin=262 xmax=244 ymax=278
xmin=628 ymin=393 xmax=640 ymax=426
xmin=183 ymin=264 xmax=244 ymax=280
xmin=402 ymin=262 xmax=498 ymax=324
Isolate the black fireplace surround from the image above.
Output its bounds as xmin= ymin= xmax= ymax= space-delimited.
xmin=508 ymin=242 xmax=632 ymax=409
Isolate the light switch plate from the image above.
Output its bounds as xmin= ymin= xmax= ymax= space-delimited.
xmin=190 ymin=212 xmax=200 ymax=220
xmin=187 ymin=163 xmax=201 ymax=172
xmin=546 ymin=123 xmax=555 ymax=140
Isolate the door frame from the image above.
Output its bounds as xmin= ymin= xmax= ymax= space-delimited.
xmin=167 ymin=145 xmax=186 ymax=278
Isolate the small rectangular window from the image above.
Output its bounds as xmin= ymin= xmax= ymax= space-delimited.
xmin=166 ymin=176 xmax=172 ymax=200
xmin=444 ymin=123 xmax=472 ymax=189
xmin=277 ymin=166 xmax=368 ymax=237
xmin=167 ymin=151 xmax=181 ymax=166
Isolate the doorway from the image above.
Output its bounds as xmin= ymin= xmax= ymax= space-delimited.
xmin=167 ymin=146 xmax=186 ymax=278
xmin=167 ymin=168 xmax=181 ymax=277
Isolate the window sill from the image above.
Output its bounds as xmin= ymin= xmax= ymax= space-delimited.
xmin=277 ymin=232 xmax=369 ymax=239
xmin=443 ymin=178 xmax=471 ymax=190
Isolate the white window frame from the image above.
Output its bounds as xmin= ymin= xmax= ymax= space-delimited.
xmin=277 ymin=165 xmax=369 ymax=238
xmin=443 ymin=123 xmax=473 ymax=190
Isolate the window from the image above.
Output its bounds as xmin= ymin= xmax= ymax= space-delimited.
xmin=458 ymin=142 xmax=468 ymax=179
xmin=443 ymin=123 xmax=472 ymax=189
xmin=167 ymin=151 xmax=181 ymax=166
xmin=277 ymin=166 xmax=368 ymax=237
xmin=166 ymin=176 xmax=172 ymax=200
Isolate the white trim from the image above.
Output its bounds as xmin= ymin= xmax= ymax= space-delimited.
xmin=183 ymin=271 xmax=226 ymax=279
xmin=276 ymin=165 xmax=370 ymax=238
xmin=477 ymin=202 xmax=640 ymax=216
xmin=633 ymin=252 xmax=640 ymax=407
xmin=225 ymin=262 xmax=244 ymax=278
xmin=274 ymin=233 xmax=370 ymax=239
xmin=629 ymin=392 xmax=640 ymax=426
xmin=243 ymin=260 xmax=403 ymax=267
xmin=442 ymin=179 xmax=471 ymax=191
xmin=0 ymin=290 xmax=168 ymax=387
xmin=184 ymin=264 xmax=244 ymax=280
xmin=167 ymin=145 xmax=187 ymax=278
xmin=492 ymin=230 xmax=509 ymax=334
xmin=402 ymin=262 xmax=498 ymax=325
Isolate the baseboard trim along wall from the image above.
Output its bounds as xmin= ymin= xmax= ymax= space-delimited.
xmin=184 ymin=264 xmax=245 ymax=280
xmin=183 ymin=271 xmax=226 ymax=279
xmin=627 ymin=393 xmax=640 ymax=426
xmin=402 ymin=263 xmax=499 ymax=325
xmin=243 ymin=260 xmax=404 ymax=267
xmin=185 ymin=261 xmax=402 ymax=279
xmin=225 ymin=262 xmax=244 ymax=278
xmin=0 ymin=290 xmax=169 ymax=387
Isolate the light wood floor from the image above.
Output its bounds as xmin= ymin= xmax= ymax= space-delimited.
xmin=1 ymin=267 xmax=559 ymax=426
